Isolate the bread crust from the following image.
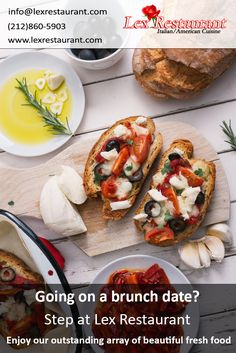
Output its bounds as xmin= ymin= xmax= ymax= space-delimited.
xmin=133 ymin=49 xmax=236 ymax=100
xmin=0 ymin=250 xmax=44 ymax=349
xmin=84 ymin=117 xmax=163 ymax=220
xmin=134 ymin=139 xmax=216 ymax=246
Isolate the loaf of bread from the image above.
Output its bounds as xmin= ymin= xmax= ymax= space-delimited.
xmin=134 ymin=139 xmax=216 ymax=246
xmin=133 ymin=49 xmax=236 ymax=100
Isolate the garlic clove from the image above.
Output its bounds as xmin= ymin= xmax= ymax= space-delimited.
xmin=56 ymin=165 xmax=87 ymax=205
xmin=35 ymin=78 xmax=46 ymax=90
xmin=202 ymin=236 xmax=225 ymax=263
xmin=178 ymin=243 xmax=202 ymax=269
xmin=197 ymin=242 xmax=211 ymax=268
xmin=40 ymin=177 xmax=87 ymax=237
xmin=50 ymin=102 xmax=63 ymax=115
xmin=42 ymin=92 xmax=56 ymax=104
xmin=206 ymin=223 xmax=232 ymax=245
xmin=47 ymin=74 xmax=65 ymax=91
xmin=57 ymin=89 xmax=68 ymax=102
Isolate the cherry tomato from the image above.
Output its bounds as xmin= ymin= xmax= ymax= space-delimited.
xmin=178 ymin=167 xmax=204 ymax=187
xmin=112 ymin=146 xmax=130 ymax=176
xmin=124 ymin=122 xmax=136 ymax=140
xmin=101 ymin=176 xmax=117 ymax=199
xmin=145 ymin=227 xmax=174 ymax=244
xmin=162 ymin=187 xmax=180 ymax=216
xmin=170 ymin=158 xmax=191 ymax=172
xmin=187 ymin=216 xmax=199 ymax=225
xmin=132 ymin=134 xmax=152 ymax=163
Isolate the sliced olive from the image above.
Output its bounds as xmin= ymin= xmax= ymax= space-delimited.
xmin=195 ymin=192 xmax=205 ymax=205
xmin=169 ymin=218 xmax=186 ymax=232
xmin=144 ymin=201 xmax=161 ymax=218
xmin=127 ymin=169 xmax=143 ymax=183
xmin=168 ymin=153 xmax=182 ymax=161
xmin=105 ymin=140 xmax=120 ymax=152
xmin=94 ymin=163 xmax=108 ymax=182
xmin=0 ymin=267 xmax=16 ymax=282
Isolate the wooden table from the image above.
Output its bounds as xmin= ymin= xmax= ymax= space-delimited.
xmin=0 ymin=49 xmax=235 ymax=352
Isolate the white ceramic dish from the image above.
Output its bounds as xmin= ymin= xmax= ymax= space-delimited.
xmin=0 ymin=210 xmax=82 ymax=353
xmin=0 ymin=52 xmax=85 ymax=157
xmin=65 ymin=47 xmax=126 ymax=70
xmin=81 ymin=255 xmax=199 ymax=353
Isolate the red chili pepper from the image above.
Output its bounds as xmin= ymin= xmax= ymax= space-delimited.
xmin=39 ymin=237 xmax=65 ymax=270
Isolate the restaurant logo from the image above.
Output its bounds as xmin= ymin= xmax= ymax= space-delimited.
xmin=123 ymin=4 xmax=227 ymax=33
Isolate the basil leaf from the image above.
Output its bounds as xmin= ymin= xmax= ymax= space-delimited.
xmin=161 ymin=162 xmax=172 ymax=175
xmin=164 ymin=210 xmax=173 ymax=222
xmin=194 ymin=168 xmax=204 ymax=177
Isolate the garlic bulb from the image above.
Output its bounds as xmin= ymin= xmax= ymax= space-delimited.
xmin=56 ymin=166 xmax=87 ymax=205
xmin=203 ymin=236 xmax=225 ymax=262
xmin=197 ymin=242 xmax=211 ymax=268
xmin=40 ymin=177 xmax=87 ymax=237
xmin=178 ymin=243 xmax=202 ymax=269
xmin=206 ymin=223 xmax=232 ymax=245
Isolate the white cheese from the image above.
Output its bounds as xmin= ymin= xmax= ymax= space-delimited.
xmin=110 ymin=200 xmax=131 ymax=211
xmin=151 ymin=203 xmax=161 ymax=217
xmin=190 ymin=205 xmax=200 ymax=218
xmin=24 ymin=289 xmax=37 ymax=306
xmin=124 ymin=157 xmax=140 ymax=176
xmin=136 ymin=116 xmax=147 ymax=125
xmin=116 ymin=178 xmax=132 ymax=199
xmin=182 ymin=187 xmax=201 ymax=204
xmin=100 ymin=148 xmax=118 ymax=161
xmin=165 ymin=200 xmax=175 ymax=215
xmin=101 ymin=160 xmax=114 ymax=176
xmin=172 ymin=148 xmax=184 ymax=156
xmin=152 ymin=172 xmax=165 ymax=186
xmin=0 ymin=297 xmax=15 ymax=315
xmin=177 ymin=196 xmax=192 ymax=220
xmin=113 ymin=124 xmax=130 ymax=137
xmin=169 ymin=173 xmax=189 ymax=190
xmin=132 ymin=123 xmax=149 ymax=136
xmin=153 ymin=209 xmax=167 ymax=227
xmin=133 ymin=213 xmax=148 ymax=221
xmin=148 ymin=189 xmax=167 ymax=202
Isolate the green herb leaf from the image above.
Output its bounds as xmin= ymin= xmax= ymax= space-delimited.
xmin=15 ymin=78 xmax=72 ymax=136
xmin=94 ymin=173 xmax=103 ymax=184
xmin=164 ymin=210 xmax=173 ymax=222
xmin=125 ymin=165 xmax=133 ymax=172
xmin=194 ymin=168 xmax=204 ymax=177
xmin=161 ymin=162 xmax=172 ymax=175
xmin=127 ymin=140 xmax=133 ymax=146
xmin=176 ymin=189 xmax=184 ymax=196
xmin=8 ymin=201 xmax=15 ymax=207
xmin=221 ymin=120 xmax=236 ymax=151
xmin=158 ymin=224 xmax=164 ymax=229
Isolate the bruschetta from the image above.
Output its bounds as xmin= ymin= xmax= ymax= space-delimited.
xmin=0 ymin=250 xmax=51 ymax=349
xmin=84 ymin=116 xmax=163 ymax=220
xmin=134 ymin=139 xmax=216 ymax=246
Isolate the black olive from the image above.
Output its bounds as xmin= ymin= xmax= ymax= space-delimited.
xmin=95 ymin=49 xmax=111 ymax=60
xmin=94 ymin=163 xmax=108 ymax=182
xmin=144 ymin=200 xmax=161 ymax=218
xmin=127 ymin=169 xmax=144 ymax=183
xmin=14 ymin=291 xmax=25 ymax=303
xmin=108 ymin=48 xmax=118 ymax=54
xmin=105 ymin=140 xmax=120 ymax=152
xmin=79 ymin=49 xmax=96 ymax=61
xmin=169 ymin=218 xmax=186 ymax=232
xmin=70 ymin=48 xmax=81 ymax=57
xmin=0 ymin=267 xmax=16 ymax=282
xmin=168 ymin=153 xmax=182 ymax=161
xmin=195 ymin=192 xmax=205 ymax=205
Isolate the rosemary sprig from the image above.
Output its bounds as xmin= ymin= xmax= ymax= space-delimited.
xmin=221 ymin=120 xmax=236 ymax=151
xmin=15 ymin=78 xmax=72 ymax=136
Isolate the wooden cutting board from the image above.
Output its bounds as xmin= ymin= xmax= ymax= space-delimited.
xmin=0 ymin=121 xmax=230 ymax=256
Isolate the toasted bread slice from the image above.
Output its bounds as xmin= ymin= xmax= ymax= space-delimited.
xmin=134 ymin=139 xmax=216 ymax=246
xmin=84 ymin=117 xmax=163 ymax=220
xmin=0 ymin=250 xmax=44 ymax=349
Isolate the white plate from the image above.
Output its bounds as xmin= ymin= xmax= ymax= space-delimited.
xmin=81 ymin=255 xmax=200 ymax=353
xmin=0 ymin=51 xmax=85 ymax=157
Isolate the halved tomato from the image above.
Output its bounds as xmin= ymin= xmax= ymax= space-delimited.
xmin=179 ymin=167 xmax=204 ymax=187
xmin=162 ymin=187 xmax=180 ymax=216
xmin=101 ymin=176 xmax=117 ymax=200
xmin=132 ymin=134 xmax=152 ymax=163
xmin=170 ymin=158 xmax=191 ymax=172
xmin=112 ymin=146 xmax=130 ymax=176
xmin=145 ymin=227 xmax=174 ymax=244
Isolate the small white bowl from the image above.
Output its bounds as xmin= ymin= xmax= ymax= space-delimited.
xmin=65 ymin=47 xmax=126 ymax=70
